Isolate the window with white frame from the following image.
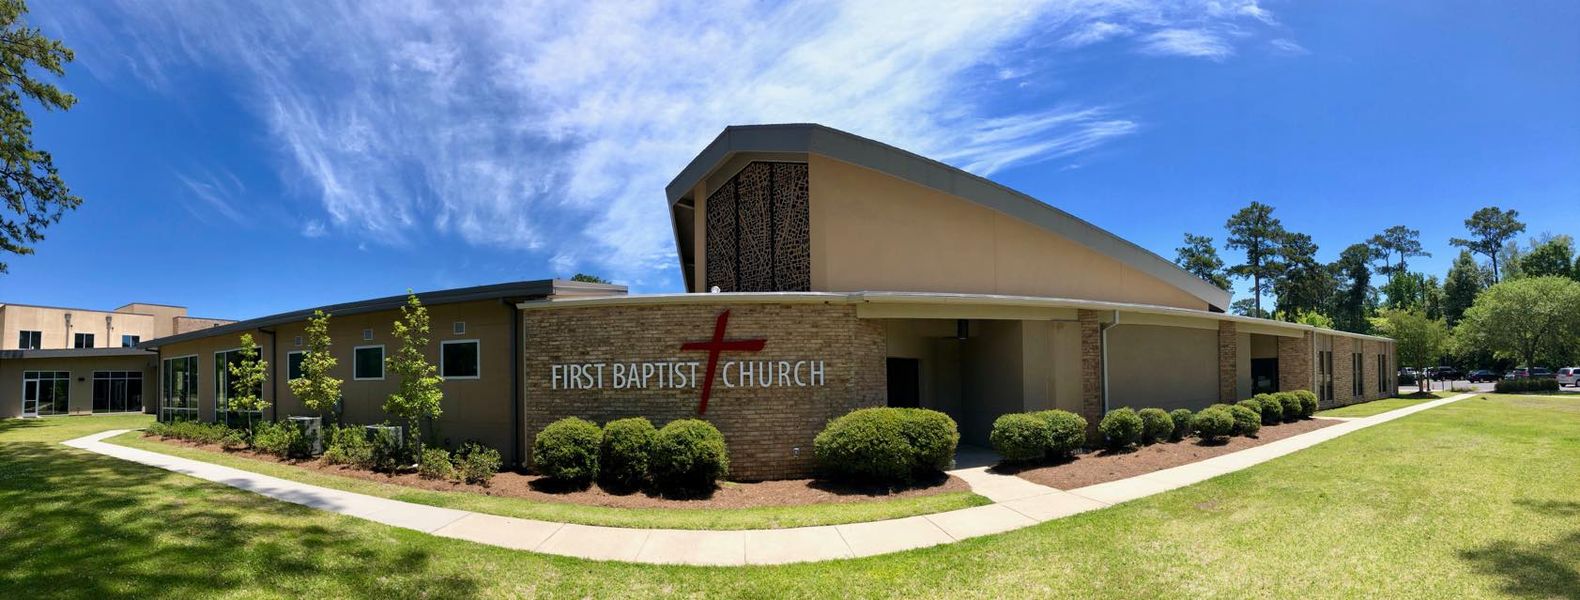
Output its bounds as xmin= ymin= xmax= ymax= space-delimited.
xmin=441 ymin=340 xmax=479 ymax=379
xmin=23 ymin=371 xmax=70 ymax=415
xmin=215 ymin=346 xmax=264 ymax=427
xmin=354 ymin=345 xmax=384 ymax=380
xmin=161 ymin=356 xmax=199 ymax=422
xmin=17 ymin=330 xmax=41 ymax=349
xmin=287 ymin=351 xmax=306 ymax=380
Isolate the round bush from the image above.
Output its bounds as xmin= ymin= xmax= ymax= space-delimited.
xmin=600 ymin=417 xmax=658 ymax=488
xmin=1193 ymin=407 xmax=1235 ymax=442
xmin=1229 ymin=405 xmax=1261 ymax=437
xmin=990 ymin=413 xmax=1050 ymax=462
xmin=1138 ymin=408 xmax=1174 ymax=444
xmin=1168 ymin=409 xmax=1194 ymax=441
xmin=1098 ymin=407 xmax=1144 ymax=449
xmin=418 ymin=447 xmax=456 ymax=481
xmin=1235 ymin=399 xmax=1264 ymax=421
xmin=1276 ymin=392 xmax=1302 ymax=422
xmin=1034 ymin=410 xmax=1088 ymax=457
xmin=815 ymin=408 xmax=959 ymax=482
xmin=532 ymin=417 xmax=602 ymax=482
xmin=1252 ymin=394 xmax=1282 ymax=425
xmin=1292 ymin=390 xmax=1319 ymax=417
xmin=653 ymin=419 xmax=729 ymax=489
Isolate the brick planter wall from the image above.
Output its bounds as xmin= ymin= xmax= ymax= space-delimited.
xmin=523 ymin=303 xmax=885 ymax=480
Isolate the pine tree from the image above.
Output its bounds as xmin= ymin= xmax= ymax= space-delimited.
xmin=1442 ymin=250 xmax=1482 ymax=327
xmin=1449 ymin=206 xmax=1525 ymax=283
xmin=1224 ymin=202 xmax=1287 ymax=317
xmin=384 ymin=291 xmax=444 ymax=446
xmin=0 ymin=0 xmax=83 ymax=273
xmin=1173 ymin=233 xmax=1231 ymax=291
xmin=1331 ymin=243 xmax=1374 ymax=333
xmin=289 ymin=310 xmax=342 ymax=417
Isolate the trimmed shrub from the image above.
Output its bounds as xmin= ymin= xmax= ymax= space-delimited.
xmin=815 ymin=408 xmax=959 ymax=482
xmin=1193 ymin=407 xmax=1235 ymax=442
xmin=150 ymin=420 xmax=232 ymax=445
xmin=1229 ymin=405 xmax=1261 ymax=437
xmin=1292 ymin=390 xmax=1319 ymax=418
xmin=1034 ymin=410 xmax=1088 ymax=457
xmin=368 ymin=426 xmax=407 ymax=471
xmin=532 ymin=417 xmax=602 ymax=482
xmin=653 ymin=419 xmax=729 ymax=489
xmin=323 ymin=425 xmax=374 ymax=468
xmin=1235 ymin=399 xmax=1263 ymax=420
xmin=990 ymin=413 xmax=1050 ymax=462
xmin=1275 ymin=392 xmax=1302 ymax=422
xmin=600 ymin=417 xmax=658 ymax=488
xmin=1098 ymin=407 xmax=1144 ymax=450
xmin=457 ymin=443 xmax=502 ymax=485
xmin=418 ymin=447 xmax=457 ymax=480
xmin=1138 ymin=408 xmax=1174 ymax=444
xmin=1168 ymin=409 xmax=1194 ymax=441
xmin=1252 ymin=394 xmax=1282 ymax=425
xmin=220 ymin=428 xmax=249 ymax=450
xmin=252 ymin=421 xmax=308 ymax=458
xmin=1494 ymin=378 xmax=1560 ymax=393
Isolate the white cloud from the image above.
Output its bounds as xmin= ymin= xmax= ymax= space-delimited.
xmin=176 ymin=169 xmax=247 ymax=225
xmin=1140 ymin=28 xmax=1235 ymax=60
xmin=44 ymin=0 xmax=1283 ymax=290
xmin=1270 ymin=38 xmax=1310 ymax=56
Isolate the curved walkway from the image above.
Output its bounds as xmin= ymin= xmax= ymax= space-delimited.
xmin=63 ymin=394 xmax=1471 ymax=566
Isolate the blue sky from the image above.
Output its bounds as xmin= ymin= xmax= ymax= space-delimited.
xmin=11 ymin=1 xmax=1579 ymax=320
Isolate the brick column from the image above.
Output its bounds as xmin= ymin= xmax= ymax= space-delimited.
xmin=1333 ymin=335 xmax=1355 ymax=408
xmin=1078 ymin=310 xmax=1104 ymax=436
xmin=1277 ymin=331 xmax=1314 ymax=393
xmin=1218 ymin=321 xmax=1238 ymax=403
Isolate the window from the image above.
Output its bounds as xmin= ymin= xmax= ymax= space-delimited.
xmin=161 ymin=356 xmax=199 ymax=422
xmin=93 ymin=371 xmax=144 ymax=413
xmin=17 ymin=330 xmax=41 ymax=349
xmin=287 ymin=351 xmax=306 ymax=380
xmin=1352 ymin=352 xmax=1363 ymax=398
xmin=121 ymin=334 xmax=141 ymax=348
xmin=73 ymin=333 xmax=95 ymax=348
xmin=453 ymin=321 xmax=466 ymax=335
xmin=1377 ymin=354 xmax=1387 ymax=393
xmin=362 ymin=328 xmax=374 ymax=341
xmin=215 ymin=347 xmax=264 ymax=427
xmin=441 ymin=340 xmax=480 ymax=379
xmin=1317 ymin=350 xmax=1334 ymax=404
xmin=22 ymin=371 xmax=70 ymax=416
xmin=354 ymin=345 xmax=384 ymax=380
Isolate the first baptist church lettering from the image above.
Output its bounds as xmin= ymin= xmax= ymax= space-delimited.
xmin=120 ymin=123 xmax=1396 ymax=481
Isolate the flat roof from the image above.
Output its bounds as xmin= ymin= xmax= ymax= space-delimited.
xmin=141 ymin=279 xmax=627 ymax=348
xmin=665 ymin=124 xmax=1233 ymax=311
xmin=0 ymin=302 xmax=159 ymax=318
xmin=518 ymin=291 xmax=1394 ymax=343
xmin=0 ymin=347 xmax=156 ymax=359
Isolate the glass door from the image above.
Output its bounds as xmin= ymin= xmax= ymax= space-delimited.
xmin=21 ymin=379 xmax=39 ymax=417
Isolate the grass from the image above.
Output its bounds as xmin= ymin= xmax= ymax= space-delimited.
xmin=105 ymin=431 xmax=989 ymax=530
xmin=1316 ymin=395 xmax=1440 ymax=417
xmin=5 ymin=396 xmax=1579 ymax=598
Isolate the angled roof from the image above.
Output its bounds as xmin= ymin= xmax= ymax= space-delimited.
xmin=666 ymin=124 xmax=1232 ymax=311
xmin=139 ymin=279 xmax=626 ymax=348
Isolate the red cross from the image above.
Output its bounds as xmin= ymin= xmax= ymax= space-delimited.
xmin=680 ymin=310 xmax=766 ymax=415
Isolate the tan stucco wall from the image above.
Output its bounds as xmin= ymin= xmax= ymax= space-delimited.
xmin=959 ymin=319 xmax=1025 ymax=446
xmin=153 ymin=299 xmax=517 ymax=454
xmin=879 ymin=319 xmax=962 ymax=418
xmin=117 ymin=304 xmax=189 ymax=339
xmin=1106 ymin=324 xmax=1219 ymax=412
xmin=0 ymin=354 xmax=157 ymax=418
xmin=803 ymin=155 xmax=1210 ymax=310
xmin=0 ymin=304 xmax=158 ymax=350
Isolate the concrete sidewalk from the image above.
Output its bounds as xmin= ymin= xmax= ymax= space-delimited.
xmin=62 ymin=393 xmax=1472 ymax=566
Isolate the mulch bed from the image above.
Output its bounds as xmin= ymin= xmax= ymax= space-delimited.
xmin=1005 ymin=418 xmax=1339 ymax=490
xmin=141 ymin=436 xmax=970 ymax=510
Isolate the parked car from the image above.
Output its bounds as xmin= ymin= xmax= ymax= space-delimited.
xmin=1559 ymin=367 xmax=1580 ymax=387
xmin=1531 ymin=367 xmax=1553 ymax=378
xmin=1507 ymin=367 xmax=1554 ymax=379
xmin=1466 ymin=369 xmax=1499 ymax=383
xmin=1427 ymin=366 xmax=1460 ymax=380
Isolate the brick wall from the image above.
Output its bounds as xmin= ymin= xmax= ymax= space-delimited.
xmin=1078 ymin=310 xmax=1104 ymax=436
xmin=1331 ymin=335 xmax=1355 ymax=408
xmin=1218 ymin=321 xmax=1237 ymax=403
xmin=523 ymin=302 xmax=885 ymax=480
xmin=1278 ymin=331 xmax=1314 ymax=394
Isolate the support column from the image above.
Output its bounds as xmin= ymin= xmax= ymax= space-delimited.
xmin=1277 ymin=331 xmax=1314 ymax=393
xmin=1077 ymin=310 xmax=1104 ymax=436
xmin=1218 ymin=321 xmax=1238 ymax=403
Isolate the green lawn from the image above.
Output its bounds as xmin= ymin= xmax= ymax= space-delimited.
xmin=4 ymin=396 xmax=1579 ymax=598
xmin=1316 ymin=396 xmax=1438 ymax=417
xmin=105 ymin=431 xmax=989 ymax=530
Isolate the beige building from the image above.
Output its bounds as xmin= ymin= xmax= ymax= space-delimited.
xmin=56 ymin=124 xmax=1393 ymax=480
xmin=0 ymin=302 xmax=231 ymax=418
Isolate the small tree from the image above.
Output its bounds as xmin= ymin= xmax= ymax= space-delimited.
xmin=1376 ymin=309 xmax=1447 ymax=391
xmin=384 ymin=291 xmax=444 ymax=446
xmin=228 ymin=333 xmax=269 ymax=429
xmin=289 ymin=310 xmax=342 ymax=418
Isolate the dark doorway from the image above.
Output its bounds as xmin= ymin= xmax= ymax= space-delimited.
xmin=1251 ymin=358 xmax=1279 ymax=394
xmin=886 ymin=358 xmax=920 ymax=408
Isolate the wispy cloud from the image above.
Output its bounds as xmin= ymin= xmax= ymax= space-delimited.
xmin=176 ymin=169 xmax=248 ymax=225
xmin=1140 ymin=28 xmax=1235 ymax=60
xmin=44 ymin=0 xmax=1283 ymax=288
xmin=1269 ymin=38 xmax=1310 ymax=56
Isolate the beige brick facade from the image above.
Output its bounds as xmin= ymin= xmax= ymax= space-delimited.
xmin=1077 ymin=310 xmax=1104 ymax=436
xmin=1278 ymin=331 xmax=1314 ymax=394
xmin=1218 ymin=321 xmax=1237 ymax=403
xmin=523 ymin=303 xmax=885 ymax=480
xmin=1332 ymin=335 xmax=1355 ymax=408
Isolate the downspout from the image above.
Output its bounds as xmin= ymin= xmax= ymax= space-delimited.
xmin=1100 ymin=310 xmax=1120 ymax=414
xmin=260 ymin=328 xmax=278 ymax=423
xmin=504 ymin=298 xmax=523 ymax=468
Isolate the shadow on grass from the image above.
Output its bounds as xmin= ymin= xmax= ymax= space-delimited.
xmin=1459 ymin=530 xmax=1580 ymax=599
xmin=0 ymin=442 xmax=484 ymax=599
xmin=0 ymin=418 xmax=49 ymax=436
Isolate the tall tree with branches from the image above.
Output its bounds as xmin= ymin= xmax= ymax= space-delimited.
xmin=384 ymin=291 xmax=444 ymax=447
xmin=1173 ymin=233 xmax=1231 ymax=291
xmin=1331 ymin=243 xmax=1374 ymax=333
xmin=288 ymin=310 xmax=342 ymax=418
xmin=1224 ymin=201 xmax=1287 ymax=317
xmin=1367 ymin=225 xmax=1430 ymax=279
xmin=0 ymin=0 xmax=82 ymax=273
xmin=1450 ymin=206 xmax=1525 ymax=283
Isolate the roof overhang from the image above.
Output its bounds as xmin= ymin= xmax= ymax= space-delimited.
xmin=0 ymin=347 xmax=156 ymax=360
xmin=664 ymin=124 xmax=1233 ymax=309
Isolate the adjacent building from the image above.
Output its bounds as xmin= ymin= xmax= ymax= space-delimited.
xmin=9 ymin=124 xmax=1397 ymax=481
